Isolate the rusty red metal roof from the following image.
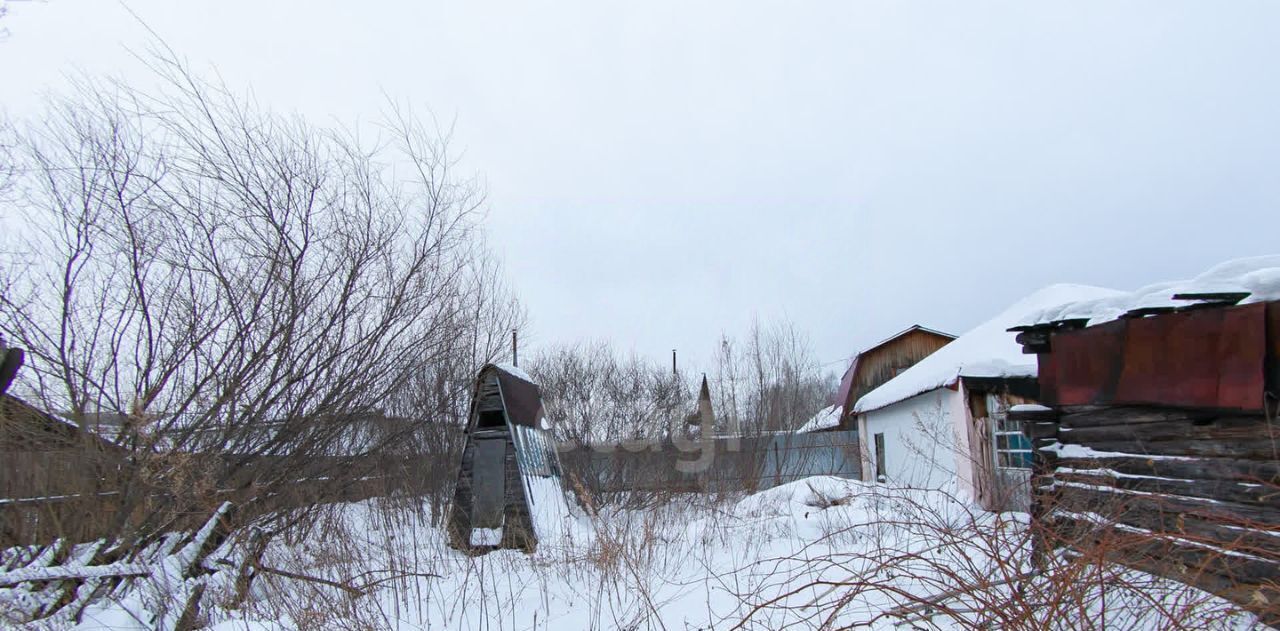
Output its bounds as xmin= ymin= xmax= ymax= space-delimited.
xmin=1036 ymin=301 xmax=1276 ymax=412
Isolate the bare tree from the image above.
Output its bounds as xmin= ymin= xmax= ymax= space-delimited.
xmin=0 ymin=117 xmax=12 ymax=193
xmin=381 ymin=242 xmax=525 ymax=522
xmin=0 ymin=50 xmax=518 ymax=539
xmin=530 ymin=341 xmax=686 ymax=447
xmin=711 ymin=317 xmax=834 ymax=436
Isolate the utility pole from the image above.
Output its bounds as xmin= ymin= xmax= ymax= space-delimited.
xmin=672 ymin=349 xmax=677 ymax=376
xmin=512 ymin=328 xmax=518 ymax=367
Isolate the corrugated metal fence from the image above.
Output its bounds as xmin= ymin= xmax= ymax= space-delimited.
xmin=561 ymin=430 xmax=861 ymax=495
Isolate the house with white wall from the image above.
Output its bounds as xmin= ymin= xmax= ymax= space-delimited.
xmin=798 ymin=325 xmax=955 ymax=434
xmin=852 ymin=284 xmax=1123 ymax=510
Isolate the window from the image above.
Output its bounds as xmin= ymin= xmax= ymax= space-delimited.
xmin=873 ymin=433 xmax=886 ymax=482
xmin=992 ymin=404 xmax=1033 ymax=469
xmin=477 ymin=409 xmax=506 ymax=429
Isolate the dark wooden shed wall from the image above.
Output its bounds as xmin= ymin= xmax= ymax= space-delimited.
xmin=446 ymin=365 xmax=547 ymax=554
xmin=1019 ymin=300 xmax=1280 ymax=624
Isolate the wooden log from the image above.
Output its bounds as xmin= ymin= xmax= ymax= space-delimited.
xmin=177 ymin=502 xmax=235 ymax=579
xmin=1054 ymin=485 xmax=1280 ymax=536
xmin=1055 ymin=470 xmax=1280 ymax=508
xmin=1008 ymin=406 xmax=1060 ymax=423
xmin=1050 ymin=488 xmax=1280 ymax=559
xmin=1050 ymin=515 xmax=1280 ymax=624
xmin=1058 ymin=406 xmax=1226 ymax=428
xmin=1064 ymin=438 xmax=1280 ymax=460
xmin=1051 ymin=514 xmax=1280 ymax=585
xmin=1020 ymin=420 xmax=1060 ymax=440
xmin=37 ymin=540 xmax=108 ymax=619
xmin=0 ymin=539 xmax=69 ymax=590
xmin=1057 ymin=415 xmax=1279 ymax=450
xmin=1054 ymin=455 xmax=1280 ymax=486
xmin=0 ymin=562 xmax=150 ymax=587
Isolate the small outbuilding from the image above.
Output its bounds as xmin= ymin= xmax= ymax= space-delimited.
xmin=852 ymin=284 xmax=1122 ymax=510
xmin=447 ymin=364 xmax=573 ymax=554
xmin=803 ymin=325 xmax=956 ymax=434
xmin=1 ymin=345 xmax=128 ymax=545
xmin=1008 ymin=255 xmax=1280 ymax=623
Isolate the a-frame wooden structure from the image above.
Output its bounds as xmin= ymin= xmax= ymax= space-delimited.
xmin=447 ymin=364 xmax=570 ymax=554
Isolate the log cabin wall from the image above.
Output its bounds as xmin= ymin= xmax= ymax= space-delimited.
xmin=1013 ymin=299 xmax=1280 ymax=624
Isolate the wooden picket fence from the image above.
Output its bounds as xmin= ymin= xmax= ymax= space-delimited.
xmin=0 ymin=502 xmax=250 ymax=629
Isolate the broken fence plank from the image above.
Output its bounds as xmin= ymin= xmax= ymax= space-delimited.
xmin=0 ymin=562 xmax=151 ymax=587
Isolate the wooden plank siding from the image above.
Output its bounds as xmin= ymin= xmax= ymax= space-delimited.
xmin=446 ymin=365 xmax=557 ymax=554
xmin=964 ymin=387 xmax=1035 ymax=512
xmin=839 ymin=328 xmax=955 ymax=429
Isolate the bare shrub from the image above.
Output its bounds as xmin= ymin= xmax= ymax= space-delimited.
xmin=0 ymin=47 xmax=520 ymax=542
xmin=530 ymin=341 xmax=687 ymax=447
xmin=729 ymin=484 xmax=1257 ymax=630
xmin=535 ymin=323 xmax=841 ymax=509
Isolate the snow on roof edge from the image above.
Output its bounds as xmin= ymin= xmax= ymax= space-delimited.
xmin=853 ymin=283 xmax=1125 ymax=415
xmin=796 ymin=404 xmax=841 ymax=433
xmin=493 ymin=362 xmax=536 ymax=385
xmin=1020 ymin=255 xmax=1280 ymax=329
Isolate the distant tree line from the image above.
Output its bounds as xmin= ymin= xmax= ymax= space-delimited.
xmin=530 ymin=318 xmax=836 ymax=447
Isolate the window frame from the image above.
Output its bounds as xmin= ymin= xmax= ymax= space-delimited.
xmin=989 ymin=395 xmax=1033 ymax=470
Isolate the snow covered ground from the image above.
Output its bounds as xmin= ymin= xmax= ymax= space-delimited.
xmin=56 ymin=477 xmax=1265 ymax=630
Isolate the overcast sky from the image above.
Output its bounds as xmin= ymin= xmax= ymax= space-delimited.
xmin=3 ymin=1 xmax=1278 ymax=374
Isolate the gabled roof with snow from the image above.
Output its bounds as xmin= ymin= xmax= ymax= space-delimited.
xmin=494 ymin=362 xmax=536 ymax=385
xmin=866 ymin=324 xmax=956 ymax=348
xmin=1020 ymin=255 xmax=1280 ymax=328
xmin=833 ymin=325 xmax=956 ymax=415
xmin=853 ymin=284 xmax=1124 ymax=414
xmin=796 ymin=404 xmax=841 ymax=433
